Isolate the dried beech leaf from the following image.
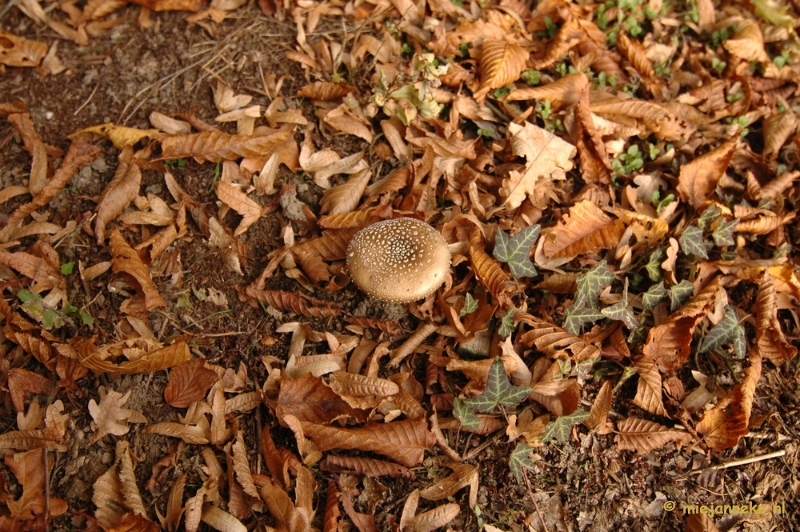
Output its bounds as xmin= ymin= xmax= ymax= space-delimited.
xmin=0 ymin=31 xmax=47 ymax=67
xmin=469 ymin=228 xmax=511 ymax=305
xmin=241 ymin=287 xmax=342 ymax=317
xmin=755 ymin=273 xmax=797 ymax=365
xmin=164 ymin=359 xmax=219 ymax=408
xmin=506 ymin=72 xmax=588 ymax=109
xmin=301 ymin=418 xmax=435 ymax=467
xmin=762 ymin=111 xmax=797 ymax=162
xmin=590 ymin=99 xmax=687 ymax=141
xmin=297 ymin=81 xmax=354 ymax=100
xmin=329 ymin=371 xmax=399 ymax=399
xmin=632 ymin=355 xmax=667 ymax=416
xmin=677 ymin=137 xmax=738 ymax=208
xmin=72 ymin=123 xmax=163 ymax=150
xmin=319 ymin=168 xmax=371 ymax=215
xmin=585 ymin=380 xmax=612 ymax=430
xmin=231 ymin=432 xmax=259 ymax=498
xmin=79 ymin=340 xmax=191 ymax=375
xmin=475 ymin=39 xmax=528 ymax=102
xmin=541 ymin=200 xmax=625 ymax=260
xmin=277 ymin=374 xmax=367 ymax=425
xmin=95 ymin=160 xmax=142 ymax=244
xmin=201 ymin=504 xmax=246 ymax=532
xmin=517 ymin=314 xmax=601 ymax=362
xmin=110 ymin=228 xmax=167 ymax=310
xmin=216 ymin=182 xmax=262 ymax=236
xmin=643 ymin=278 xmax=719 ymax=373
xmin=419 ymin=463 xmax=478 ymax=502
xmin=116 ymin=440 xmax=147 ymax=517
xmin=724 ymin=20 xmax=770 ymax=62
xmin=409 ymin=503 xmax=460 ymax=532
xmin=320 ymin=455 xmax=413 ymax=478
xmin=615 ymin=417 xmax=691 ymax=453
xmin=696 ymin=348 xmax=761 ymax=451
xmin=160 ymin=129 xmax=291 ymax=163
xmin=7 ymin=113 xmax=48 ymax=194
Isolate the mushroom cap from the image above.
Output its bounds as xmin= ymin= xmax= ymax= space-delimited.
xmin=346 ymin=218 xmax=451 ymax=302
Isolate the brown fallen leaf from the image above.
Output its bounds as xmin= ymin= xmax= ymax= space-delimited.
xmin=0 ymin=31 xmax=47 ymax=68
xmin=632 ymin=354 xmax=668 ymax=417
xmin=696 ymin=347 xmax=761 ymax=451
xmin=755 ymin=273 xmax=798 ymax=365
xmin=676 ymin=136 xmax=738 ymax=208
xmin=277 ymin=374 xmax=367 ymax=425
xmin=71 ymin=123 xmax=164 ymax=150
xmin=5 ymin=448 xmax=67 ymax=520
xmin=110 ymin=228 xmax=167 ymax=311
xmin=615 ymin=417 xmax=691 ymax=454
xmin=474 ymin=39 xmax=528 ymax=102
xmin=88 ymin=387 xmax=147 ymax=444
xmin=95 ymin=158 xmax=142 ymax=244
xmin=540 ymin=200 xmax=625 ymax=261
xmin=159 ymin=129 xmax=291 ymax=163
xmin=7 ymin=113 xmax=48 ymax=194
xmin=216 ymin=181 xmax=263 ymax=236
xmin=164 ymin=359 xmax=219 ymax=408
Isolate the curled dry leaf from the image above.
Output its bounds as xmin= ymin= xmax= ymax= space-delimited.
xmin=754 ymin=273 xmax=797 ymax=365
xmin=320 ymin=455 xmax=413 ymax=478
xmin=506 ymin=72 xmax=588 ymax=109
xmin=7 ymin=113 xmax=48 ymax=194
xmin=95 ymin=159 xmax=142 ymax=244
xmin=319 ymin=168 xmax=371 ymax=215
xmin=469 ymin=228 xmax=511 ymax=305
xmin=160 ymin=129 xmax=291 ymax=163
xmin=696 ymin=348 xmax=761 ymax=451
xmin=110 ymin=228 xmax=167 ymax=311
xmin=241 ymin=287 xmax=342 ymax=317
xmin=615 ymin=417 xmax=692 ymax=453
xmin=297 ymin=81 xmax=354 ymax=100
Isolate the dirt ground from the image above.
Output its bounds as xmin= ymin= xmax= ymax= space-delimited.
xmin=1 ymin=3 xmax=799 ymax=532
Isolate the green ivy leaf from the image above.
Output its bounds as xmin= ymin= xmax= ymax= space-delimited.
xmin=461 ymin=293 xmax=478 ymax=316
xmin=646 ymin=248 xmax=664 ymax=281
xmin=679 ymin=225 xmax=709 ymax=259
xmin=699 ymin=305 xmax=740 ymax=353
xmin=601 ymin=299 xmax=639 ymax=329
xmin=712 ymin=218 xmax=739 ymax=247
xmin=613 ymin=366 xmax=639 ymax=392
xmin=697 ymin=204 xmax=721 ymax=230
xmin=498 ymin=307 xmax=516 ymax=338
xmin=732 ymin=322 xmax=746 ymax=359
xmin=540 ymin=409 xmax=591 ymax=443
xmin=563 ymin=306 xmax=605 ymax=335
xmin=574 ymin=261 xmax=615 ymax=309
xmin=453 ymin=397 xmax=482 ymax=431
xmin=464 ymin=356 xmax=530 ymax=413
xmin=493 ymin=225 xmax=541 ymax=279
xmin=60 ymin=262 xmax=75 ymax=275
xmin=669 ymin=280 xmax=694 ymax=312
xmin=509 ymin=442 xmax=536 ymax=483
xmin=642 ymin=282 xmax=668 ymax=312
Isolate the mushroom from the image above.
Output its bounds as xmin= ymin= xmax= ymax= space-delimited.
xmin=346 ymin=218 xmax=451 ymax=302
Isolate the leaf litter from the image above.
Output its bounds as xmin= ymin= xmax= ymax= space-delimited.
xmin=1 ymin=0 xmax=800 ymax=531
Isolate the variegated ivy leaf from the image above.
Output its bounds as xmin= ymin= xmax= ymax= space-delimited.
xmin=563 ymin=306 xmax=605 ymax=335
xmin=669 ymin=280 xmax=694 ymax=312
xmin=509 ymin=442 xmax=536 ymax=483
xmin=460 ymin=293 xmax=478 ymax=316
xmin=646 ymin=248 xmax=664 ymax=282
xmin=498 ymin=307 xmax=516 ymax=338
xmin=697 ymin=204 xmax=721 ymax=230
xmin=453 ymin=397 xmax=482 ymax=431
xmin=540 ymin=409 xmax=591 ymax=443
xmin=601 ymin=299 xmax=638 ymax=329
xmin=463 ymin=356 xmax=530 ymax=413
xmin=712 ymin=218 xmax=739 ymax=247
xmin=493 ymin=224 xmax=541 ymax=279
xmin=679 ymin=225 xmax=709 ymax=259
xmin=732 ymin=321 xmax=746 ymax=359
xmin=642 ymin=282 xmax=668 ymax=312
xmin=574 ymin=261 xmax=614 ymax=309
xmin=699 ymin=305 xmax=742 ymax=354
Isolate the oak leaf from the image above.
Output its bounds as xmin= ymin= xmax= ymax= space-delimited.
xmin=501 ymin=121 xmax=575 ymax=210
xmin=88 ymin=387 xmax=147 ymax=444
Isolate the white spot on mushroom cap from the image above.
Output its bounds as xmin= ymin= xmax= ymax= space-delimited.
xmin=346 ymin=218 xmax=451 ymax=302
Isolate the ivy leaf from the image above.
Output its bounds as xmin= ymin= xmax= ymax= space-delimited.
xmin=601 ymin=299 xmax=638 ymax=329
xmin=732 ymin=322 xmax=746 ymax=359
xmin=646 ymin=248 xmax=664 ymax=281
xmin=679 ymin=225 xmax=709 ymax=259
xmin=574 ymin=261 xmax=615 ymax=309
xmin=509 ymin=442 xmax=536 ymax=483
xmin=642 ymin=282 xmax=668 ymax=312
xmin=669 ymin=280 xmax=694 ymax=312
xmin=453 ymin=397 xmax=482 ymax=431
xmin=493 ymin=224 xmax=541 ymax=279
xmin=712 ymin=218 xmax=739 ymax=247
xmin=464 ymin=357 xmax=530 ymax=413
xmin=461 ymin=293 xmax=478 ymax=316
xmin=540 ymin=409 xmax=591 ymax=443
xmin=699 ymin=305 xmax=740 ymax=353
xmin=498 ymin=307 xmax=516 ymax=338
xmin=697 ymin=204 xmax=721 ymax=230
xmin=563 ymin=306 xmax=605 ymax=335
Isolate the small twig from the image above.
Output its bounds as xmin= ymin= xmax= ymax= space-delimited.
xmin=522 ymin=470 xmax=549 ymax=532
xmin=462 ymin=430 xmax=503 ymax=462
xmin=696 ymin=449 xmax=786 ymax=473
xmin=73 ymin=84 xmax=100 ymax=116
